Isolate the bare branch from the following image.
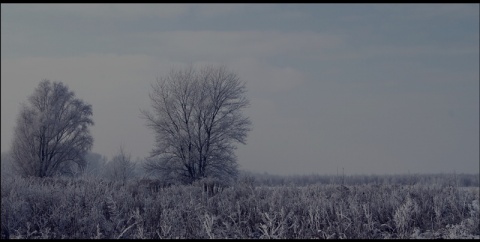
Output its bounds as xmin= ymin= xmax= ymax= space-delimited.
xmin=142 ymin=65 xmax=251 ymax=184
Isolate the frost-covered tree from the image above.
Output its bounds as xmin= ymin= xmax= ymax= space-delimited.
xmin=82 ymin=152 xmax=108 ymax=179
xmin=1 ymin=152 xmax=14 ymax=179
xmin=10 ymin=80 xmax=94 ymax=177
xmin=141 ymin=65 xmax=251 ymax=184
xmin=105 ymin=145 xmax=135 ymax=184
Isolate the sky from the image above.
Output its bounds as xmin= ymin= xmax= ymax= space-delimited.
xmin=1 ymin=4 xmax=479 ymax=176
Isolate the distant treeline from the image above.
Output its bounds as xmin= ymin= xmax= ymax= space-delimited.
xmin=2 ymin=151 xmax=478 ymax=188
xmin=240 ymin=171 xmax=479 ymax=188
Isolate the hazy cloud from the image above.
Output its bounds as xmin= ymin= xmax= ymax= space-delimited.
xmin=2 ymin=4 xmax=478 ymax=175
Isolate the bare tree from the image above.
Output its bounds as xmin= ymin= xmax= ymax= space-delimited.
xmin=1 ymin=152 xmax=14 ymax=179
xmin=141 ymin=65 xmax=251 ymax=184
xmin=81 ymin=152 xmax=108 ymax=179
xmin=105 ymin=145 xmax=135 ymax=185
xmin=10 ymin=80 xmax=94 ymax=177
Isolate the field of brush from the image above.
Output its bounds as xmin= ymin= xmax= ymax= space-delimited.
xmin=1 ymin=174 xmax=479 ymax=239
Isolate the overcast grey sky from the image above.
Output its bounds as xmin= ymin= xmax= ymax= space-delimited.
xmin=2 ymin=4 xmax=478 ymax=175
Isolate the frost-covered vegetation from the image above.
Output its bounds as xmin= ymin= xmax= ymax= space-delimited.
xmin=1 ymin=173 xmax=478 ymax=239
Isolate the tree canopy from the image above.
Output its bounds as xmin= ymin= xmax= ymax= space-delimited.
xmin=10 ymin=80 xmax=94 ymax=177
xmin=142 ymin=65 xmax=251 ymax=184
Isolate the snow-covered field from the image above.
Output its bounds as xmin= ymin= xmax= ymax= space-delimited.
xmin=1 ymin=175 xmax=479 ymax=239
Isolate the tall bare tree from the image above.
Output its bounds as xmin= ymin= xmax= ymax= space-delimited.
xmin=141 ymin=65 xmax=251 ymax=184
xmin=10 ymin=80 xmax=94 ymax=177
